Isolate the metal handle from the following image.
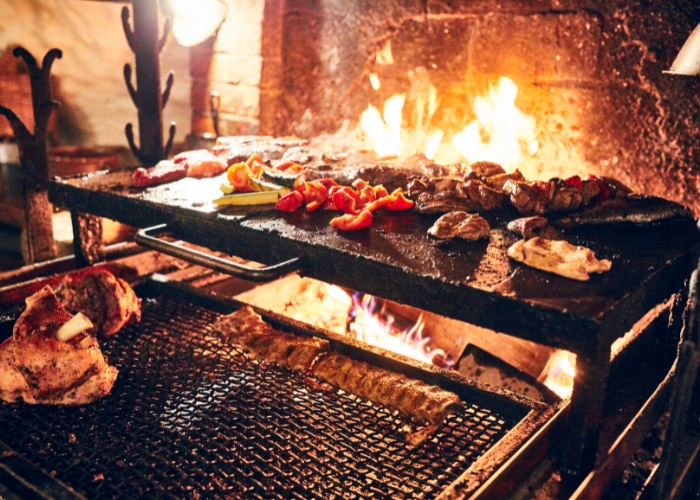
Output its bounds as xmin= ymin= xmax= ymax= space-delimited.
xmin=135 ymin=224 xmax=302 ymax=282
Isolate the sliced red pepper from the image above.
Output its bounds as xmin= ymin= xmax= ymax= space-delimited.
xmin=563 ymin=175 xmax=582 ymax=191
xmin=365 ymin=194 xmax=397 ymax=212
xmin=373 ymin=185 xmax=389 ymax=198
xmin=275 ymin=191 xmax=304 ymax=212
xmin=330 ymin=209 xmax=373 ymax=231
xmin=359 ymin=185 xmax=377 ymax=205
xmin=314 ymin=178 xmax=339 ymax=191
xmin=385 ymin=190 xmax=414 ymax=210
xmin=286 ymin=164 xmax=304 ymax=174
xmin=303 ymin=182 xmax=329 ymax=212
xmin=352 ymin=179 xmax=368 ymax=191
xmin=226 ymin=162 xmax=252 ymax=193
xmin=274 ymin=160 xmax=297 ymax=171
xmin=332 ymin=187 xmax=364 ymax=214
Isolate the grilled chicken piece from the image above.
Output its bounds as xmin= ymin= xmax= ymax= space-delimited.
xmin=57 ymin=269 xmax=141 ymax=338
xmin=213 ymin=306 xmax=330 ymax=372
xmin=1 ymin=286 xmax=118 ymax=404
xmin=173 ymin=149 xmax=227 ymax=178
xmin=312 ymin=352 xmax=463 ymax=424
xmin=507 ymin=237 xmax=612 ymax=280
xmin=428 ymin=212 xmax=490 ymax=241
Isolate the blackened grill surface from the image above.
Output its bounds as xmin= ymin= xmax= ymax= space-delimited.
xmin=0 ymin=293 xmax=523 ymax=499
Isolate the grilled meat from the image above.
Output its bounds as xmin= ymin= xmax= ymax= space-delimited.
xmin=131 ymin=160 xmax=187 ymax=188
xmin=457 ymin=179 xmax=506 ymax=211
xmin=502 ymin=180 xmax=551 ymax=215
xmin=1 ymin=286 xmax=118 ymax=404
xmin=173 ymin=149 xmax=227 ymax=178
xmin=213 ymin=306 xmax=330 ymax=372
xmin=428 ymin=212 xmax=491 ymax=241
xmin=507 ymin=237 xmax=612 ymax=280
xmin=416 ymin=191 xmax=482 ymax=214
xmin=507 ymin=216 xmax=563 ymax=240
xmin=548 ymin=180 xmax=582 ymax=213
xmin=468 ymin=161 xmax=506 ymax=178
xmin=312 ymin=352 xmax=463 ymax=424
xmin=217 ymin=136 xmax=309 ymax=164
xmin=57 ymin=269 xmax=141 ymax=338
xmin=483 ymin=169 xmax=525 ymax=191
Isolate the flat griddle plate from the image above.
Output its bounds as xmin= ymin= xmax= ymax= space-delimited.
xmin=49 ymin=171 xmax=700 ymax=354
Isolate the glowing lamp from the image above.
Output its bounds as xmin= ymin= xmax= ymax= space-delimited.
xmin=170 ymin=0 xmax=228 ymax=47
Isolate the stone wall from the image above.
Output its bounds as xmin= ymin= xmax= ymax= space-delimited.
xmin=190 ymin=0 xmax=265 ymax=137
xmin=251 ymin=0 xmax=700 ymax=214
xmin=0 ymin=0 xmax=191 ymax=149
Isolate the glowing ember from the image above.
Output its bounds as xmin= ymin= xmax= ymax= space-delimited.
xmin=540 ymin=350 xmax=576 ymax=399
xmin=349 ymin=294 xmax=453 ymax=368
xmin=360 ymin=94 xmax=405 ymax=157
xmin=453 ymin=76 xmax=539 ymax=171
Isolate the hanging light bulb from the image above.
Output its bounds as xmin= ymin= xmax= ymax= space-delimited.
xmin=170 ymin=0 xmax=228 ymax=47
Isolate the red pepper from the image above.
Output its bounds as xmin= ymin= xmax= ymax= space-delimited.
xmin=359 ymin=185 xmax=377 ymax=205
xmin=332 ymin=187 xmax=364 ymax=214
xmin=303 ymin=182 xmax=329 ymax=212
xmin=352 ymin=179 xmax=368 ymax=191
xmin=275 ymin=191 xmax=304 ymax=212
xmin=374 ymin=185 xmax=389 ymax=198
xmin=330 ymin=209 xmax=373 ymax=231
xmin=385 ymin=190 xmax=414 ymax=210
xmin=365 ymin=194 xmax=396 ymax=212
xmin=226 ymin=162 xmax=252 ymax=193
xmin=563 ymin=175 xmax=582 ymax=191
xmin=274 ymin=160 xmax=297 ymax=171
xmin=588 ymin=175 xmax=611 ymax=204
xmin=314 ymin=178 xmax=340 ymax=191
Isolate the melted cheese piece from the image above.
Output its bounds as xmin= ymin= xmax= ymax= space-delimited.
xmin=507 ymin=237 xmax=612 ymax=281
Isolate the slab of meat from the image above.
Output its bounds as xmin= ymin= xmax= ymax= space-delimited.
xmin=131 ymin=160 xmax=187 ymax=188
xmin=428 ymin=212 xmax=490 ymax=241
xmin=0 ymin=286 xmax=117 ymax=404
xmin=311 ymin=352 xmax=463 ymax=424
xmin=213 ymin=306 xmax=330 ymax=372
xmin=507 ymin=237 xmax=612 ymax=280
xmin=57 ymin=269 xmax=141 ymax=338
xmin=173 ymin=149 xmax=227 ymax=178
xmin=507 ymin=216 xmax=563 ymax=240
xmin=213 ymin=306 xmax=463 ymax=425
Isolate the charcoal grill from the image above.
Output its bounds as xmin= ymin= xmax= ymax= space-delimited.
xmin=0 ymin=276 xmax=551 ymax=499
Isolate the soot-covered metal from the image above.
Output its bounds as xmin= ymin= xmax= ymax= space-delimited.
xmin=0 ymin=280 xmax=531 ymax=499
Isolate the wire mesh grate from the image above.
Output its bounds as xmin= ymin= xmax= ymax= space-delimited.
xmin=0 ymin=293 xmax=523 ymax=499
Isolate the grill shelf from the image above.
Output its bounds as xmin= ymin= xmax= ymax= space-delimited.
xmin=0 ymin=280 xmax=532 ymax=499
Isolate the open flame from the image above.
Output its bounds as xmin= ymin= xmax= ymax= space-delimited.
xmin=540 ymin=350 xmax=576 ymax=399
xmin=349 ymin=294 xmax=453 ymax=368
xmin=360 ymin=74 xmax=537 ymax=167
xmin=453 ymin=77 xmax=539 ymax=171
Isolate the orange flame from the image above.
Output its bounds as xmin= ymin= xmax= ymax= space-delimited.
xmin=360 ymin=94 xmax=405 ymax=157
xmin=453 ymin=76 xmax=539 ymax=171
xmin=540 ymin=350 xmax=576 ymax=399
xmin=349 ymin=294 xmax=453 ymax=367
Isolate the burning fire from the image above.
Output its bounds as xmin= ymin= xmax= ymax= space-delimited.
xmin=324 ymin=284 xmax=453 ymax=367
xmin=540 ymin=350 xmax=576 ymax=399
xmin=360 ymin=74 xmax=538 ymax=169
xmin=453 ymin=77 xmax=539 ymax=171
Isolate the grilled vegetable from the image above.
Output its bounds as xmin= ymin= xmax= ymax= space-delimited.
xmin=330 ymin=210 xmax=373 ymax=231
xmin=261 ymin=169 xmax=305 ymax=190
xmin=213 ymin=191 xmax=279 ymax=206
xmin=275 ymin=191 xmax=304 ymax=212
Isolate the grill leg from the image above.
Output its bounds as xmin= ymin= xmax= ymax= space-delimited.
xmin=559 ymin=346 xmax=610 ymax=493
xmin=71 ymin=210 xmax=104 ymax=266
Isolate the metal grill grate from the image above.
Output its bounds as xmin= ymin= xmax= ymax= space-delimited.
xmin=0 ymin=293 xmax=522 ymax=499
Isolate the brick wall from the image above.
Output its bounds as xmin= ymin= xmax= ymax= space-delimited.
xmin=190 ymin=0 xmax=265 ymax=137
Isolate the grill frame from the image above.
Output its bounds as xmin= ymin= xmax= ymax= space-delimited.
xmin=0 ymin=275 xmax=554 ymax=500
